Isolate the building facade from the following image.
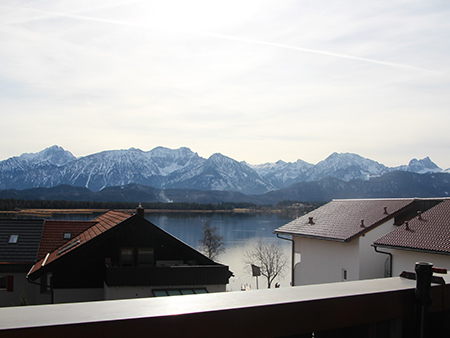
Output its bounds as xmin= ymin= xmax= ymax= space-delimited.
xmin=275 ymin=198 xmax=443 ymax=285
xmin=1 ymin=208 xmax=232 ymax=306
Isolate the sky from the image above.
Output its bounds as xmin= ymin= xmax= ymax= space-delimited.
xmin=1 ymin=0 xmax=450 ymax=169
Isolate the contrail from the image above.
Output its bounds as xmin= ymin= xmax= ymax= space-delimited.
xmin=200 ymin=32 xmax=443 ymax=76
xmin=2 ymin=5 xmax=443 ymax=76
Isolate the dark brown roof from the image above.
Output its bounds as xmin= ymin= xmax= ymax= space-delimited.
xmin=374 ymin=199 xmax=450 ymax=255
xmin=275 ymin=199 xmax=416 ymax=242
xmin=28 ymin=210 xmax=131 ymax=276
xmin=38 ymin=220 xmax=97 ymax=261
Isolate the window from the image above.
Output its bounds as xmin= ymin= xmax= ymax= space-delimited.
xmin=153 ymin=288 xmax=208 ymax=297
xmin=342 ymin=268 xmax=348 ymax=281
xmin=63 ymin=232 xmax=72 ymax=239
xmin=58 ymin=239 xmax=81 ymax=255
xmin=138 ymin=248 xmax=154 ymax=266
xmin=8 ymin=234 xmax=19 ymax=244
xmin=0 ymin=276 xmax=14 ymax=292
xmin=120 ymin=248 xmax=134 ymax=266
xmin=0 ymin=276 xmax=6 ymax=290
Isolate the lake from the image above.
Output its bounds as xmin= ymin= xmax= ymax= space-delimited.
xmin=144 ymin=212 xmax=295 ymax=291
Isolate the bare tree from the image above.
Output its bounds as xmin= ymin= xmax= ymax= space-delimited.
xmin=244 ymin=238 xmax=288 ymax=288
xmin=199 ymin=222 xmax=225 ymax=261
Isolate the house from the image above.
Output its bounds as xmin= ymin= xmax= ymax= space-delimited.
xmin=0 ymin=219 xmax=45 ymax=307
xmin=0 ymin=217 xmax=95 ymax=306
xmin=26 ymin=207 xmax=232 ymax=304
xmin=373 ymin=198 xmax=450 ymax=277
xmin=1 ymin=207 xmax=232 ymax=306
xmin=275 ymin=198 xmax=443 ymax=286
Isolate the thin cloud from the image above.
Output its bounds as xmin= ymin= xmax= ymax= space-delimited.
xmin=2 ymin=5 xmax=443 ymax=76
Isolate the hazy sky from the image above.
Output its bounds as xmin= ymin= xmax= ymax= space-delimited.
xmin=1 ymin=1 xmax=449 ymax=168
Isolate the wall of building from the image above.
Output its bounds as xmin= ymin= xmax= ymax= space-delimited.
xmin=0 ymin=273 xmax=38 ymax=307
xmin=294 ymin=237 xmax=359 ymax=285
xmin=104 ymin=284 xmax=226 ymax=300
xmin=391 ymin=249 xmax=450 ymax=277
xmin=53 ymin=288 xmax=104 ymax=304
xmin=358 ymin=219 xmax=397 ymax=280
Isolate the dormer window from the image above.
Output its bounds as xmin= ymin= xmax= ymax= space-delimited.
xmin=8 ymin=235 xmax=19 ymax=244
xmin=63 ymin=232 xmax=72 ymax=239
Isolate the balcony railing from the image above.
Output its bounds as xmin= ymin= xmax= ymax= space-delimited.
xmin=1 ymin=276 xmax=449 ymax=337
xmin=104 ymin=264 xmax=232 ymax=286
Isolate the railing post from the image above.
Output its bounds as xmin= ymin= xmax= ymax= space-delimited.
xmin=414 ymin=262 xmax=433 ymax=338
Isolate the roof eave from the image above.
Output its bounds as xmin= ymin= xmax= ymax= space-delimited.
xmin=373 ymin=243 xmax=450 ymax=256
xmin=274 ymin=230 xmax=346 ymax=242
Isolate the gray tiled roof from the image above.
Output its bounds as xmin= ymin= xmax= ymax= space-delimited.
xmin=0 ymin=219 xmax=45 ymax=263
xmin=374 ymin=199 xmax=450 ymax=254
xmin=275 ymin=199 xmax=416 ymax=242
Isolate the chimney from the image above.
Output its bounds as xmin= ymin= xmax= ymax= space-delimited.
xmin=383 ymin=206 xmax=388 ymax=215
xmin=308 ymin=217 xmax=315 ymax=225
xmin=405 ymin=221 xmax=410 ymax=231
xmin=136 ymin=203 xmax=144 ymax=217
xmin=360 ymin=219 xmax=365 ymax=228
xmin=417 ymin=211 xmax=423 ymax=220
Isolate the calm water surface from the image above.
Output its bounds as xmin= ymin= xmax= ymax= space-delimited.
xmin=143 ymin=212 xmax=295 ymax=291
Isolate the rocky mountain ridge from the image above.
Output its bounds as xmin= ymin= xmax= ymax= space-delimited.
xmin=0 ymin=145 xmax=444 ymax=195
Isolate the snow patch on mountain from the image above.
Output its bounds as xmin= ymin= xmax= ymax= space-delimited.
xmin=19 ymin=145 xmax=76 ymax=167
xmin=393 ymin=157 xmax=442 ymax=174
xmin=0 ymin=145 xmax=444 ymax=194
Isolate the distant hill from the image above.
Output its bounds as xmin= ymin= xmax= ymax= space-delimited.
xmin=1 ymin=171 xmax=449 ymax=205
xmin=0 ymin=184 xmax=260 ymax=204
xmin=256 ymin=171 xmax=450 ymax=204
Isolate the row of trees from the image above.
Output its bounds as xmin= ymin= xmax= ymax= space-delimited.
xmin=0 ymin=197 xmax=323 ymax=213
xmin=0 ymin=198 xmax=256 ymax=212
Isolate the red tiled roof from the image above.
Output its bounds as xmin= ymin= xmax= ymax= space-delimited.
xmin=374 ymin=199 xmax=450 ymax=254
xmin=38 ymin=220 xmax=97 ymax=261
xmin=28 ymin=210 xmax=132 ymax=276
xmin=275 ymin=199 xmax=416 ymax=242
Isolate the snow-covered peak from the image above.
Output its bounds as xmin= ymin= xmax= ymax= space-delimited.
xmin=318 ymin=153 xmax=385 ymax=169
xmin=304 ymin=152 xmax=389 ymax=181
xmin=147 ymin=146 xmax=195 ymax=158
xmin=407 ymin=157 xmax=441 ymax=173
xmin=19 ymin=145 xmax=76 ymax=167
xmin=146 ymin=146 xmax=202 ymax=176
xmin=208 ymin=153 xmax=233 ymax=164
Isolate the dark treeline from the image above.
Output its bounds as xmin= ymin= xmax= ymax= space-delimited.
xmin=0 ymin=198 xmax=259 ymax=212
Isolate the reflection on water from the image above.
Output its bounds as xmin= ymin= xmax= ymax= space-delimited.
xmin=145 ymin=212 xmax=292 ymax=247
xmin=145 ymin=213 xmax=293 ymax=291
xmin=218 ymin=238 xmax=291 ymax=292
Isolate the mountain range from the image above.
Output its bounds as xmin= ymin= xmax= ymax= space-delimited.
xmin=0 ymin=145 xmax=448 ymax=204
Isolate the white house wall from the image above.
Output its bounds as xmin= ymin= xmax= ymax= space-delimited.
xmin=293 ymin=219 xmax=399 ymax=286
xmin=294 ymin=237 xmax=359 ymax=285
xmin=391 ymin=249 xmax=450 ymax=277
xmin=359 ymin=219 xmax=397 ymax=280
